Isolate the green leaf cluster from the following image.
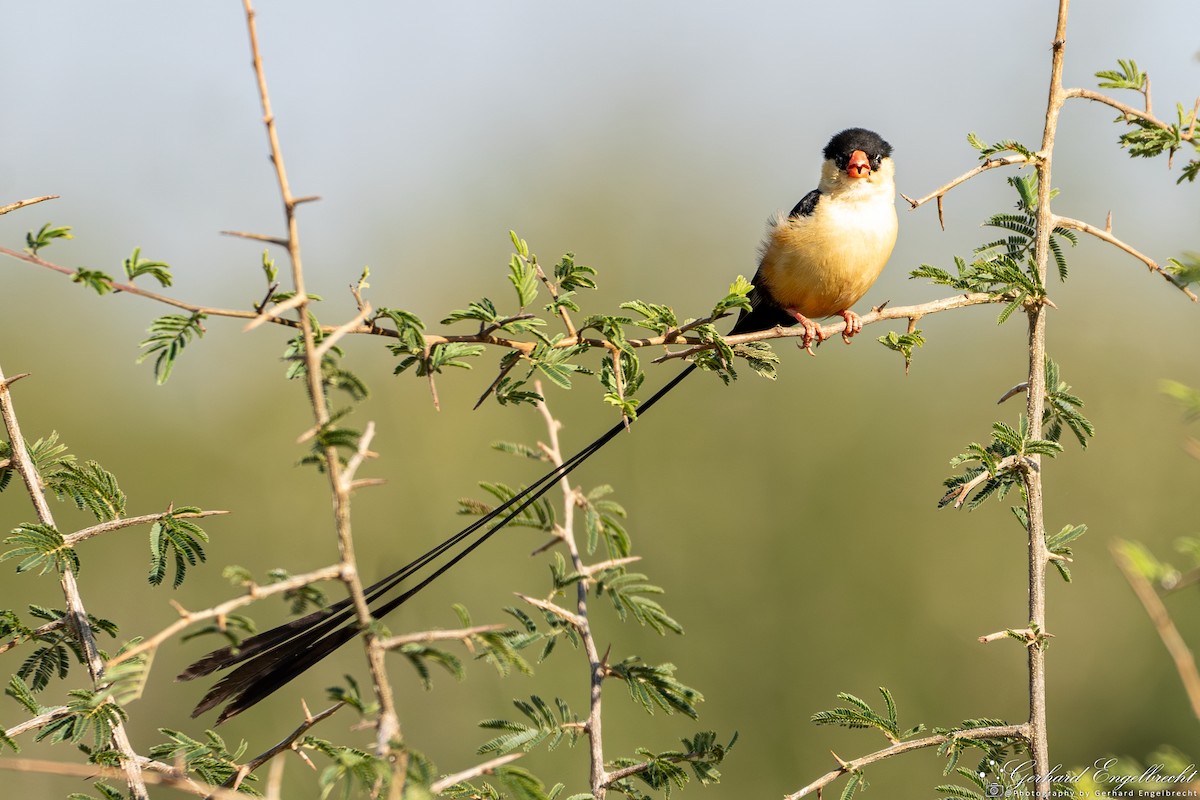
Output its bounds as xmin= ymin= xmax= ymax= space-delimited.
xmin=606 ymin=731 xmax=737 ymax=800
xmin=149 ymin=728 xmax=259 ymax=794
xmin=966 ymin=132 xmax=1037 ymax=161
xmin=138 ymin=312 xmax=206 ymax=384
xmin=1095 ymin=60 xmax=1200 ymax=183
xmin=123 ymin=247 xmax=173 ymax=287
xmin=477 ymin=695 xmax=581 ymax=755
xmin=25 ymin=222 xmax=73 ymax=255
xmin=148 ymin=507 xmax=210 ymax=588
xmin=608 ymin=658 xmax=700 ymax=718
xmin=940 ymin=416 xmax=1062 ymax=510
xmin=811 ymin=687 xmax=924 ymax=743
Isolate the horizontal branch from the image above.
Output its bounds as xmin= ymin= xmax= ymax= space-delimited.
xmin=64 ymin=508 xmax=229 ymax=547
xmin=785 ymin=724 xmax=1027 ymax=799
xmin=2 ymin=246 xmax=1006 ymax=367
xmin=654 ymin=292 xmax=999 ymax=362
xmin=1053 ymin=214 xmax=1198 ymax=302
xmin=0 ymin=757 xmax=246 ymax=800
xmin=106 ymin=564 xmax=345 ymax=668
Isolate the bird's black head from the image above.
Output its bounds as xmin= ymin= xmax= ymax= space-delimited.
xmin=823 ymin=128 xmax=893 ymax=173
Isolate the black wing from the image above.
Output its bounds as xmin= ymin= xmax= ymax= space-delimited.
xmin=788 ymin=189 xmax=821 ymax=218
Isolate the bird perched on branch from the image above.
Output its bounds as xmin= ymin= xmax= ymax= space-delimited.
xmin=179 ymin=127 xmax=898 ymax=723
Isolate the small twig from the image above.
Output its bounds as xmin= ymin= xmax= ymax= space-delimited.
xmin=602 ymin=749 xmax=710 ymax=787
xmin=63 ymin=509 xmax=229 ymax=547
xmin=429 ymin=753 xmax=525 ymax=794
xmin=578 ymin=556 xmax=642 ymax=579
xmin=0 ymin=618 xmax=69 ymax=656
xmin=944 ymin=455 xmax=1032 ymax=509
xmin=313 ymin=302 xmax=374 ymax=361
xmin=220 ymin=229 xmax=289 ymax=247
xmin=515 ymin=593 xmax=586 ymax=629
xmin=901 ymin=154 xmax=1032 ymax=220
xmin=0 ymin=195 xmax=59 ymax=216
xmin=784 ymin=725 xmax=1027 ymax=799
xmin=244 ymin=291 xmax=306 ymax=331
xmin=1112 ymin=541 xmax=1200 ymax=720
xmin=1053 ymin=214 xmax=1198 ymax=301
xmin=339 ymin=421 xmax=379 ymax=492
xmin=229 ymin=701 xmax=344 ymax=783
xmin=534 ymin=263 xmax=578 ymax=338
xmin=376 ymin=623 xmax=506 ymax=651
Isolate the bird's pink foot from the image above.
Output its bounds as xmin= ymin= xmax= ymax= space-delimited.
xmin=839 ymin=310 xmax=863 ymax=344
xmin=786 ymin=308 xmax=826 ymax=355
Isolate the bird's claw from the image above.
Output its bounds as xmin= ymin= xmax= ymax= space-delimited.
xmin=839 ymin=310 xmax=862 ymax=344
xmin=787 ymin=309 xmax=825 ymax=356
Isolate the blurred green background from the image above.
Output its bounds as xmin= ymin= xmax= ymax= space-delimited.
xmin=2 ymin=1 xmax=1198 ymax=797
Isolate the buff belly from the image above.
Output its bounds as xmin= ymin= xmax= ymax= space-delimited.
xmin=757 ymin=201 xmax=898 ymax=319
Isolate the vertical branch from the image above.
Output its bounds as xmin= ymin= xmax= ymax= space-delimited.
xmin=0 ymin=367 xmax=149 ymax=799
xmin=1024 ymin=0 xmax=1071 ymax=791
xmin=239 ymin=0 xmax=401 ymax=766
xmin=535 ymin=387 xmax=609 ymax=798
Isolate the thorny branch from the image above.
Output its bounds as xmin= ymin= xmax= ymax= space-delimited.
xmin=784 ymin=725 xmax=1027 ymax=799
xmin=238 ymin=0 xmax=401 ymax=773
xmin=0 ymin=360 xmax=149 ymax=798
xmin=532 ymin=386 xmax=610 ymax=797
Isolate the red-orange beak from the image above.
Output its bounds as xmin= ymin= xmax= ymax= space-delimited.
xmin=846 ymin=150 xmax=871 ymax=179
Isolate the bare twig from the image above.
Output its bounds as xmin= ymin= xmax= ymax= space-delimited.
xmin=429 ymin=753 xmax=525 ymax=794
xmin=1112 ymin=541 xmax=1200 ymax=720
xmin=901 ymin=154 xmax=1032 ymax=227
xmin=1053 ymin=214 xmax=1198 ymax=301
xmin=0 ymin=195 xmax=59 ymax=216
xmin=377 ymin=623 xmax=506 ymax=651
